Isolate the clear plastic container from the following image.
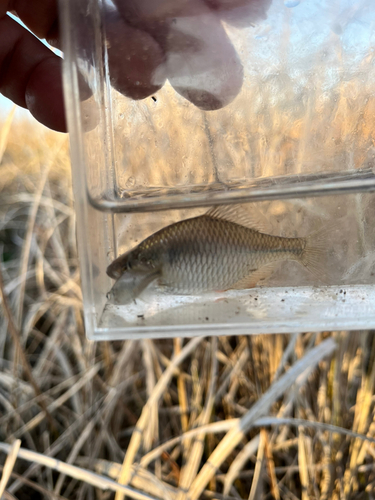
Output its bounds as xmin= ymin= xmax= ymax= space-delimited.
xmin=60 ymin=0 xmax=375 ymax=340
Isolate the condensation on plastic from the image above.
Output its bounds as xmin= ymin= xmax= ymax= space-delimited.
xmin=60 ymin=0 xmax=375 ymax=339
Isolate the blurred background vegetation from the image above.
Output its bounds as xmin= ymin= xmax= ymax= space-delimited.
xmin=1 ymin=107 xmax=375 ymax=500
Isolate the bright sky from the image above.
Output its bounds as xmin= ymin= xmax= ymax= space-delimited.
xmin=0 ymin=95 xmax=28 ymax=117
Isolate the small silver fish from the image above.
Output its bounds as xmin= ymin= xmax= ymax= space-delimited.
xmin=106 ymin=206 xmax=326 ymax=296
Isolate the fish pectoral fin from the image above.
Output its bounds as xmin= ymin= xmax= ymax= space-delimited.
xmin=230 ymin=263 xmax=279 ymax=290
xmin=132 ymin=270 xmax=160 ymax=298
xmin=206 ymin=205 xmax=268 ymax=233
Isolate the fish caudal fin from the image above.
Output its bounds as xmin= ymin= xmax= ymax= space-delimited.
xmin=300 ymin=222 xmax=339 ymax=284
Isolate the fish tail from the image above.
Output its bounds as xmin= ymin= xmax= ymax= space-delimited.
xmin=299 ymin=222 xmax=339 ymax=283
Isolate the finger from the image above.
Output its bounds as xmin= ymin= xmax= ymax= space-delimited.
xmin=113 ymin=0 xmax=210 ymax=27
xmin=205 ymin=0 xmax=273 ymax=27
xmin=166 ymin=15 xmax=243 ymax=110
xmin=25 ymin=57 xmax=66 ymax=132
xmin=1 ymin=0 xmax=58 ymax=39
xmin=113 ymin=0 xmax=244 ymax=109
xmin=111 ymin=0 xmax=272 ymax=106
xmin=114 ymin=0 xmax=272 ymax=31
xmin=0 ymin=15 xmax=66 ymax=132
xmin=105 ymin=10 xmax=166 ymax=100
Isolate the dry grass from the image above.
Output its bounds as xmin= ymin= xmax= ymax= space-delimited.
xmin=1 ymin=111 xmax=375 ymax=500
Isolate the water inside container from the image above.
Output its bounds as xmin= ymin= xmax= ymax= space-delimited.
xmin=90 ymin=194 xmax=375 ymax=339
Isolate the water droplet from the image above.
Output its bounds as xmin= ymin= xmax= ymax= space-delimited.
xmin=284 ymin=0 xmax=300 ymax=7
xmin=126 ymin=176 xmax=135 ymax=188
xmin=331 ymin=23 xmax=343 ymax=35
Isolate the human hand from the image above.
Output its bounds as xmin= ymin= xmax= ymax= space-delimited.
xmin=0 ymin=0 xmax=272 ymax=133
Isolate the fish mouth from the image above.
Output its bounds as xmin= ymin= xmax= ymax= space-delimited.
xmin=106 ymin=263 xmax=123 ymax=280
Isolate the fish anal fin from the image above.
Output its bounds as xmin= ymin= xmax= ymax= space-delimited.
xmin=230 ymin=263 xmax=279 ymax=290
xmin=206 ymin=205 xmax=267 ymax=233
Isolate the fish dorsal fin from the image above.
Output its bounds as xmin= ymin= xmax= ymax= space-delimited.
xmin=206 ymin=205 xmax=267 ymax=233
xmin=230 ymin=262 xmax=279 ymax=290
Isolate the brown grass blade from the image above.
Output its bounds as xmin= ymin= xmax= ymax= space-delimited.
xmin=187 ymin=337 xmax=337 ymax=500
xmin=0 ymin=439 xmax=21 ymax=497
xmin=114 ymin=336 xmax=204 ymax=500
